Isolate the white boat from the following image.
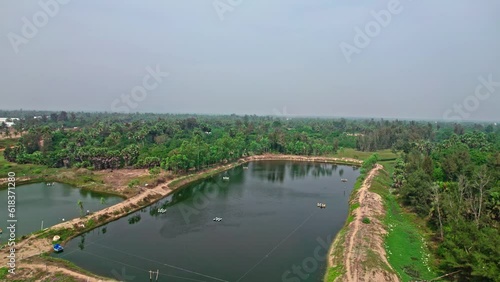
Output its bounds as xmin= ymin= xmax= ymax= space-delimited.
xmin=341 ymin=179 xmax=348 ymax=182
xmin=222 ymin=176 xmax=229 ymax=180
xmin=53 ymin=235 xmax=60 ymax=241
xmin=243 ymin=166 xmax=249 ymax=169
xmin=213 ymin=217 xmax=222 ymax=222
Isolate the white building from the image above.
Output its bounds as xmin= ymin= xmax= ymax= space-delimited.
xmin=0 ymin=117 xmax=19 ymax=127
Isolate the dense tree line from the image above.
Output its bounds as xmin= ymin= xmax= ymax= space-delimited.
xmin=3 ymin=112 xmax=498 ymax=173
xmin=393 ymin=131 xmax=500 ymax=281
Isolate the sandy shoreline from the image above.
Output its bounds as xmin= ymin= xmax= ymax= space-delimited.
xmin=0 ymin=154 xmax=362 ymax=281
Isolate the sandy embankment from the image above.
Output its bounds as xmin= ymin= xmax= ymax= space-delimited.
xmin=327 ymin=164 xmax=399 ymax=282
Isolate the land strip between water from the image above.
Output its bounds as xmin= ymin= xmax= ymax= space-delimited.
xmin=325 ymin=164 xmax=400 ymax=282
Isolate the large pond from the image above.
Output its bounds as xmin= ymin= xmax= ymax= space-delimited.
xmin=58 ymin=161 xmax=360 ymax=282
xmin=0 ymin=182 xmax=123 ymax=239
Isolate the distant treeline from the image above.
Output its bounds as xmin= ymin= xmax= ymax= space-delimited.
xmin=1 ymin=111 xmax=498 ymax=171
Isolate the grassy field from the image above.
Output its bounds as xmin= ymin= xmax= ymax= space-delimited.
xmin=329 ymin=148 xmax=398 ymax=161
xmin=370 ymin=165 xmax=438 ymax=282
xmin=0 ymin=154 xmax=54 ymax=180
xmin=0 ymin=138 xmax=18 ymax=150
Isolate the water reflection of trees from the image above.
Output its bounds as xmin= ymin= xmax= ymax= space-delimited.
xmin=310 ymin=163 xmax=334 ymax=178
xmin=250 ymin=162 xmax=286 ymax=183
xmin=250 ymin=162 xmax=344 ymax=182
xmin=128 ymin=214 xmax=141 ymax=225
xmin=78 ymin=234 xmax=86 ymax=250
xmin=147 ymin=171 xmax=243 ymax=218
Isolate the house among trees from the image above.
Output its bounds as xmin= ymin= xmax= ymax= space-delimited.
xmin=0 ymin=117 xmax=19 ymax=127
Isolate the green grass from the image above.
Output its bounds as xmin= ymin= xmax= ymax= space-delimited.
xmin=347 ymin=202 xmax=360 ymax=223
xmin=39 ymin=227 xmax=74 ymax=241
xmin=324 ymin=265 xmax=343 ymax=281
xmin=384 ymin=194 xmax=436 ymax=281
xmin=373 ymin=164 xmax=437 ymax=282
xmin=0 ymin=267 xmax=8 ymax=279
xmin=329 ymin=148 xmax=398 ymax=161
xmin=0 ymin=154 xmax=51 ymax=180
xmin=0 ymin=138 xmax=18 ymax=149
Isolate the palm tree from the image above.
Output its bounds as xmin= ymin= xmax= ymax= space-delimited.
xmin=77 ymin=200 xmax=84 ymax=216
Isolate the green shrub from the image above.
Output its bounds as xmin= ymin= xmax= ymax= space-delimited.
xmin=362 ymin=217 xmax=371 ymax=224
xmin=128 ymin=179 xmax=140 ymax=188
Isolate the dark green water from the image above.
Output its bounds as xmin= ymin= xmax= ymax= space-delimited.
xmin=58 ymin=161 xmax=359 ymax=282
xmin=0 ymin=182 xmax=123 ymax=239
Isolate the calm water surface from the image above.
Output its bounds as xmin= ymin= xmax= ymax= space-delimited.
xmin=0 ymin=182 xmax=123 ymax=239
xmin=58 ymin=161 xmax=359 ymax=282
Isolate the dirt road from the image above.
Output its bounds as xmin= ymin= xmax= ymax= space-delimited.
xmin=331 ymin=164 xmax=399 ymax=282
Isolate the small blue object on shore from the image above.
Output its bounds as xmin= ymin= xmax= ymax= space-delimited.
xmin=53 ymin=244 xmax=64 ymax=252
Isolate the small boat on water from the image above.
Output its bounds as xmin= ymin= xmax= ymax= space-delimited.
xmin=341 ymin=179 xmax=348 ymax=182
xmin=243 ymin=166 xmax=249 ymax=169
xmin=0 ymin=228 xmax=2 ymax=234
xmin=316 ymin=203 xmax=326 ymax=208
xmin=53 ymin=244 xmax=64 ymax=253
xmin=222 ymin=176 xmax=229 ymax=180
xmin=213 ymin=217 xmax=222 ymax=222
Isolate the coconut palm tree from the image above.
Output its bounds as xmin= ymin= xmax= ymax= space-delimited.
xmin=77 ymin=200 xmax=84 ymax=216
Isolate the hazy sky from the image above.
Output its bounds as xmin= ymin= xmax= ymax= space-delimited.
xmin=1 ymin=0 xmax=499 ymax=121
